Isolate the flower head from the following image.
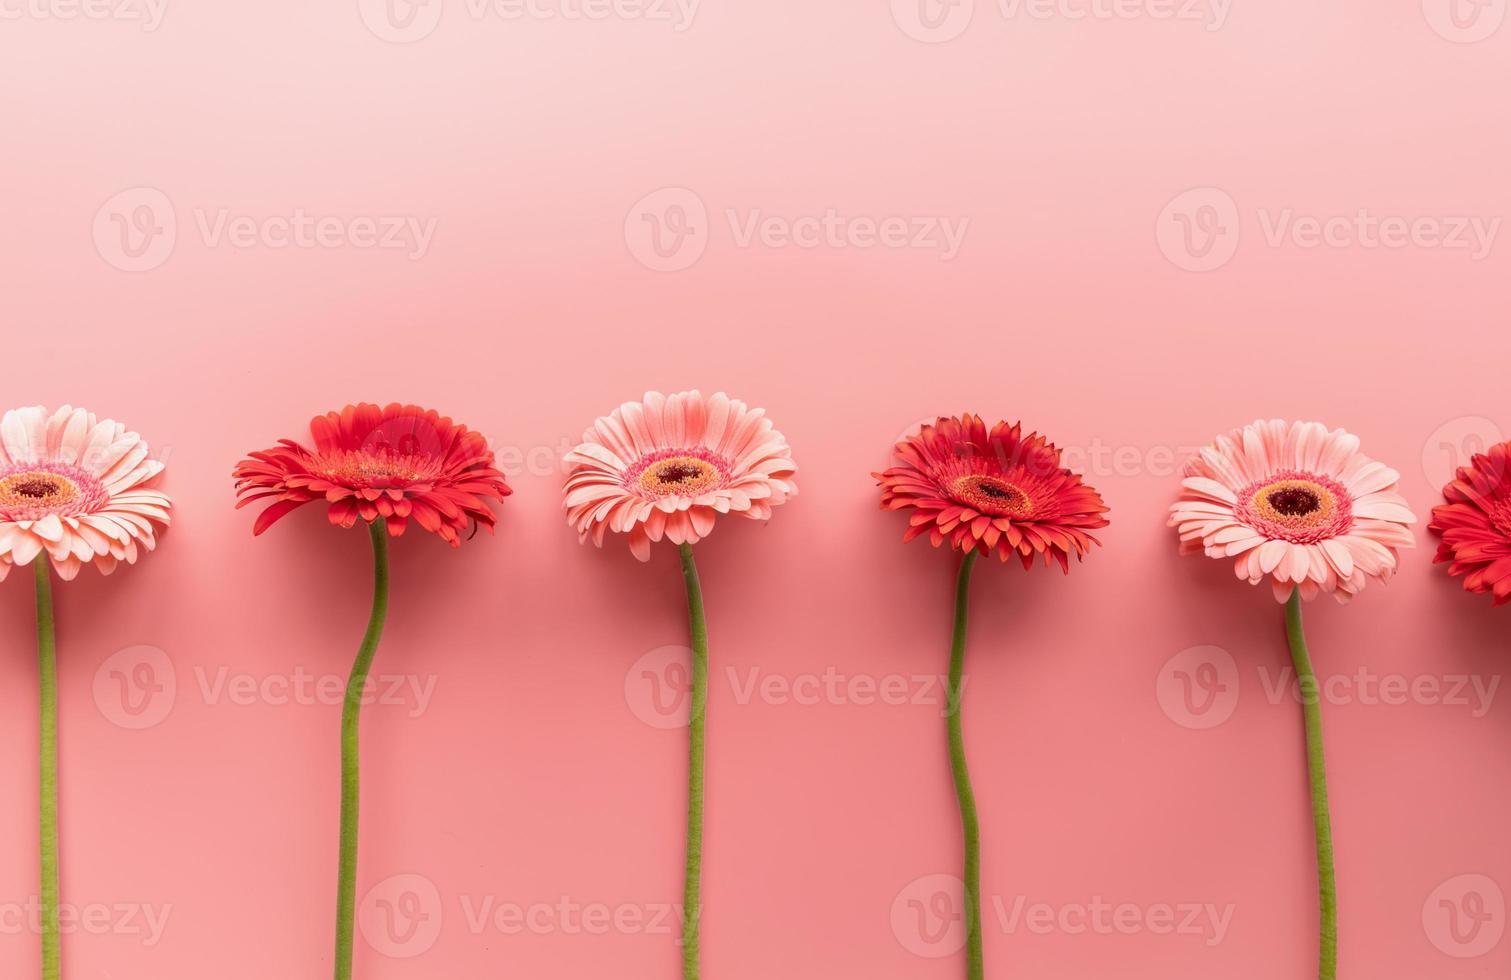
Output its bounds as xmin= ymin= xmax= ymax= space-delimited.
xmin=234 ymin=403 xmax=509 ymax=545
xmin=563 ymin=390 xmax=797 ymax=561
xmin=1428 ymin=440 xmax=1511 ymax=605
xmin=1169 ymin=419 xmax=1416 ymax=602
xmin=874 ymin=414 xmax=1109 ymax=570
xmin=0 ymin=405 xmax=171 ymax=581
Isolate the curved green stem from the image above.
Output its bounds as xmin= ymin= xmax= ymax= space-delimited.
xmin=35 ymin=559 xmax=59 ymax=980
xmin=1284 ymin=590 xmax=1337 ymax=980
xmin=678 ymin=542 xmax=708 ymax=980
xmin=946 ymin=551 xmax=982 ymax=980
xmin=334 ymin=521 xmax=390 ymax=980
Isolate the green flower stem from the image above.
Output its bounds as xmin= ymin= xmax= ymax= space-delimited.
xmin=35 ymin=559 xmax=59 ymax=980
xmin=946 ymin=551 xmax=983 ymax=980
xmin=677 ymin=542 xmax=708 ymax=980
xmin=1284 ymin=589 xmax=1337 ymax=980
xmin=334 ymin=521 xmax=390 ymax=980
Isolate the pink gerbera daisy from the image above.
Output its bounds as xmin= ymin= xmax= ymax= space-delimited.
xmin=1169 ymin=419 xmax=1416 ymax=602
xmin=562 ymin=390 xmax=797 ymax=561
xmin=1429 ymin=440 xmax=1511 ymax=605
xmin=0 ymin=405 xmax=171 ymax=581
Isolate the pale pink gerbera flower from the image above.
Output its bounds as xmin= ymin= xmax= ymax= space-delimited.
xmin=563 ymin=390 xmax=797 ymax=560
xmin=1169 ymin=419 xmax=1416 ymax=602
xmin=0 ymin=405 xmax=171 ymax=581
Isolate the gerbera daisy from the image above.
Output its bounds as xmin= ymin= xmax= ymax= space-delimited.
xmin=0 ymin=405 xmax=171 ymax=581
xmin=1429 ymin=440 xmax=1511 ymax=605
xmin=874 ymin=414 xmax=1108 ymax=980
xmin=233 ymin=402 xmax=510 ymax=545
xmin=1169 ymin=418 xmax=1416 ymax=603
xmin=564 ymin=390 xmax=795 ymax=980
xmin=562 ymin=390 xmax=797 ymax=561
xmin=0 ymin=405 xmax=171 ymax=980
xmin=1169 ymin=418 xmax=1416 ymax=980
xmin=234 ymin=403 xmax=508 ymax=980
xmin=873 ymin=414 xmax=1109 ymax=570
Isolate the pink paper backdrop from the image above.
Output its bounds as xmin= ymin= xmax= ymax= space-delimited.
xmin=1 ymin=1 xmax=1508 ymax=977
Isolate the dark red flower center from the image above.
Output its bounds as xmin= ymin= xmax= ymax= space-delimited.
xmin=1266 ymin=486 xmax=1320 ymax=517
xmin=657 ymin=463 xmax=705 ymax=485
xmin=13 ymin=478 xmax=60 ymax=498
xmin=949 ymin=475 xmax=1034 ymax=518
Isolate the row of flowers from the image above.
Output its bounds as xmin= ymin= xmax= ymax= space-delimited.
xmin=5 ymin=396 xmax=1503 ymax=980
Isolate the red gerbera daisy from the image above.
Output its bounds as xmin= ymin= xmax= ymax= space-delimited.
xmin=233 ymin=402 xmax=510 ymax=545
xmin=874 ymin=414 xmax=1109 ymax=570
xmin=1429 ymin=440 xmax=1511 ymax=605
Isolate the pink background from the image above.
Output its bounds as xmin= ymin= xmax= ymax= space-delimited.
xmin=1 ymin=0 xmax=1508 ymax=976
